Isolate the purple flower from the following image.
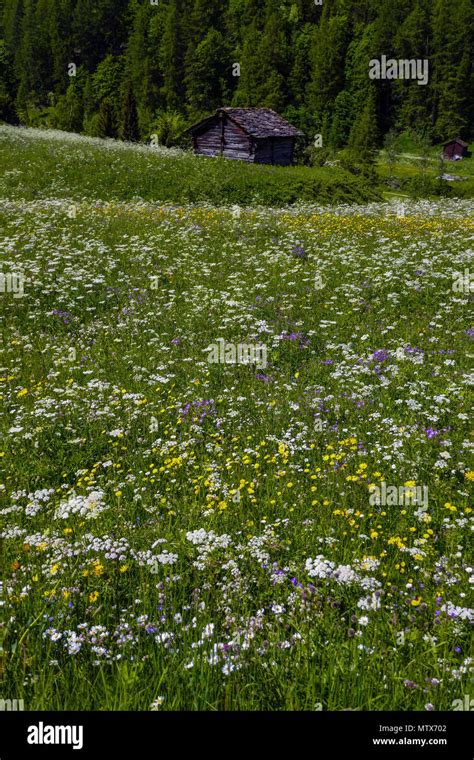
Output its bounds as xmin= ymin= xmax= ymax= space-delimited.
xmin=372 ymin=348 xmax=390 ymax=363
xmin=281 ymin=331 xmax=311 ymax=347
xmin=291 ymin=245 xmax=306 ymax=259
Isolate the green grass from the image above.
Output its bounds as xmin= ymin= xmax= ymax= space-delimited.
xmin=0 ymin=127 xmax=472 ymax=711
xmin=0 ymin=125 xmax=381 ymax=206
xmin=377 ymin=148 xmax=474 ymax=199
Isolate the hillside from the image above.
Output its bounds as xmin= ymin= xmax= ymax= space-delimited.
xmin=0 ymin=126 xmax=381 ymax=205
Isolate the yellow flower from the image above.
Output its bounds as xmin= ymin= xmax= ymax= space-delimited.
xmin=115 ymin=490 xmax=122 ymax=497
xmin=17 ymin=388 xmax=28 ymax=397
xmin=92 ymin=560 xmax=104 ymax=576
xmin=89 ymin=591 xmax=99 ymax=603
xmin=465 ymin=471 xmax=474 ymax=482
xmin=50 ymin=563 xmax=60 ymax=575
xmin=119 ymin=564 xmax=129 ymax=573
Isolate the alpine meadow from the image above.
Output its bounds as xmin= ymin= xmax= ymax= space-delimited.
xmin=0 ymin=0 xmax=473 ymax=720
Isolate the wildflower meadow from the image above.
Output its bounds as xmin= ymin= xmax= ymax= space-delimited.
xmin=0 ymin=127 xmax=473 ymax=712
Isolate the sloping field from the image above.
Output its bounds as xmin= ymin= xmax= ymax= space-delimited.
xmin=0 ymin=126 xmax=381 ymax=206
xmin=0 ymin=128 xmax=472 ymax=710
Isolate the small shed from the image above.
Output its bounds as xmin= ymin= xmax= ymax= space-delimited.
xmin=443 ymin=137 xmax=469 ymax=160
xmin=187 ymin=107 xmax=303 ymax=165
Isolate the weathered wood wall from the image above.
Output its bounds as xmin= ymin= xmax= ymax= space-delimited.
xmin=194 ymin=116 xmax=252 ymax=160
xmin=193 ymin=116 xmax=296 ymax=165
xmin=223 ymin=119 xmax=252 ymax=161
xmin=254 ymin=137 xmax=294 ymax=166
xmin=194 ymin=122 xmax=222 ymax=157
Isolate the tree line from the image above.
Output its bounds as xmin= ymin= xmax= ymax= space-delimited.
xmin=1 ymin=0 xmax=472 ymax=151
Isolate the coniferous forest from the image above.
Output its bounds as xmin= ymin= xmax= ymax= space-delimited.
xmin=1 ymin=0 xmax=473 ymax=149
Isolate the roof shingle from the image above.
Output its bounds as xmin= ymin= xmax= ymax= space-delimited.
xmin=189 ymin=108 xmax=303 ymax=138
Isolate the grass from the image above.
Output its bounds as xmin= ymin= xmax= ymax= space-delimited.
xmin=377 ymin=146 xmax=474 ymax=200
xmin=0 ymin=125 xmax=381 ymax=206
xmin=0 ymin=127 xmax=472 ymax=711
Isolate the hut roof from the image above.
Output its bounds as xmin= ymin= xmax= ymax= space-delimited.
xmin=443 ymin=137 xmax=469 ymax=148
xmin=188 ymin=108 xmax=304 ymax=138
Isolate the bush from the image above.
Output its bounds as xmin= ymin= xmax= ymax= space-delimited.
xmin=149 ymin=111 xmax=188 ymax=148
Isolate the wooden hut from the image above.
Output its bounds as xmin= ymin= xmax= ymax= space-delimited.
xmin=443 ymin=137 xmax=469 ymax=160
xmin=187 ymin=108 xmax=303 ymax=166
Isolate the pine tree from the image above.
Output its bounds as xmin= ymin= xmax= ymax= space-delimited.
xmin=329 ymin=90 xmax=354 ymax=148
xmin=97 ymin=97 xmax=116 ymax=138
xmin=14 ymin=0 xmax=39 ymax=116
xmin=348 ymin=90 xmax=379 ymax=160
xmin=393 ymin=2 xmax=432 ymax=134
xmin=0 ymin=37 xmax=16 ymax=121
xmin=121 ymin=80 xmax=139 ymax=141
xmin=159 ymin=0 xmax=186 ymax=110
xmin=431 ymin=0 xmax=473 ymax=140
xmin=55 ymin=76 xmax=84 ymax=132
xmin=185 ymin=28 xmax=231 ymax=116
xmin=307 ymin=8 xmax=349 ymax=131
